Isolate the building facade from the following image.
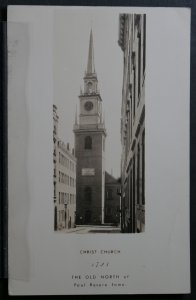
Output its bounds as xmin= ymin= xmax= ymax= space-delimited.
xmin=118 ymin=14 xmax=146 ymax=233
xmin=74 ymin=30 xmax=106 ymax=225
xmin=53 ymin=105 xmax=76 ymax=231
xmin=104 ymin=172 xmax=121 ymax=225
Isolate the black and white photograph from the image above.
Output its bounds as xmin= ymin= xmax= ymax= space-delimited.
xmin=53 ymin=13 xmax=146 ymax=234
xmin=8 ymin=6 xmax=190 ymax=295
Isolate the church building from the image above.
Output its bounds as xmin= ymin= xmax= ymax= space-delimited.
xmin=74 ymin=30 xmax=106 ymax=225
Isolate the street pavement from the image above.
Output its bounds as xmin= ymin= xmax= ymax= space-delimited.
xmin=62 ymin=225 xmax=121 ymax=234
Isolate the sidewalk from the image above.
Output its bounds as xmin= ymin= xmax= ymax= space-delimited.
xmin=61 ymin=225 xmax=121 ymax=234
xmin=62 ymin=227 xmax=86 ymax=233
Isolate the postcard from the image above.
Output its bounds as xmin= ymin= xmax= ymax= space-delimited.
xmin=8 ymin=6 xmax=190 ymax=295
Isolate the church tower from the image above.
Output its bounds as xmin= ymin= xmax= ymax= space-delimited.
xmin=74 ymin=30 xmax=106 ymax=225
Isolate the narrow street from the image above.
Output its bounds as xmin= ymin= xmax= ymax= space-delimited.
xmin=63 ymin=225 xmax=121 ymax=234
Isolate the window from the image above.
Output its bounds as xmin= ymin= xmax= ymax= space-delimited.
xmin=85 ymin=136 xmax=92 ymax=149
xmin=84 ymin=186 xmax=92 ymax=201
xmin=65 ymin=175 xmax=67 ymax=185
xmin=87 ymin=81 xmax=93 ymax=94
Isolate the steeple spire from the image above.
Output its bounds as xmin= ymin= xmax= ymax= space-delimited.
xmin=87 ymin=29 xmax=95 ymax=74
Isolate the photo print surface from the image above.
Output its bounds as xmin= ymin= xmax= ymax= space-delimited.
xmin=53 ymin=13 xmax=146 ymax=233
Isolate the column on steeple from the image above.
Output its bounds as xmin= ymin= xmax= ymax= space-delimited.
xmin=75 ymin=105 xmax=78 ymax=125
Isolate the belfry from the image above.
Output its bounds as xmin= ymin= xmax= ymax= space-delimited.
xmin=74 ymin=30 xmax=107 ymax=225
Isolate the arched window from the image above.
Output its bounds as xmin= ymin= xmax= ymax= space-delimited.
xmin=87 ymin=81 xmax=93 ymax=93
xmin=85 ymin=136 xmax=92 ymax=149
xmin=84 ymin=186 xmax=92 ymax=201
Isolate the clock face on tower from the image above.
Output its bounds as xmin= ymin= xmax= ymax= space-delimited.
xmin=85 ymin=101 xmax=93 ymax=111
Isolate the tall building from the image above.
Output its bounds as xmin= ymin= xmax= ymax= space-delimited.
xmin=74 ymin=30 xmax=106 ymax=225
xmin=53 ymin=105 xmax=76 ymax=231
xmin=118 ymin=14 xmax=146 ymax=233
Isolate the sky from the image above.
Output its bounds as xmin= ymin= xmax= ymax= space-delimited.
xmin=53 ymin=8 xmax=123 ymax=178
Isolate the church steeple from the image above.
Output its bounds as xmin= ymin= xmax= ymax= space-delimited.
xmin=75 ymin=30 xmax=106 ymax=130
xmin=74 ymin=29 xmax=106 ymax=225
xmin=86 ymin=29 xmax=95 ymax=75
